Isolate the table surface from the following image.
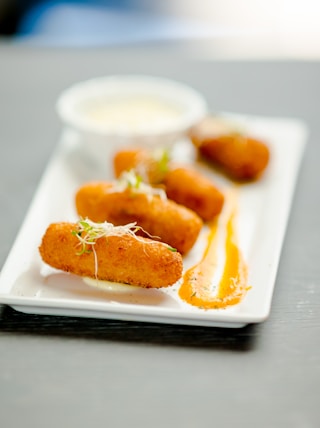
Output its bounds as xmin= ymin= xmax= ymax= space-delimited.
xmin=0 ymin=43 xmax=319 ymax=428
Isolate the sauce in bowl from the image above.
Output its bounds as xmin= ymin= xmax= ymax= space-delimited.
xmin=85 ymin=96 xmax=184 ymax=133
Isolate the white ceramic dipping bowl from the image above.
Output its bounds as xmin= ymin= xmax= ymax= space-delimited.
xmin=56 ymin=74 xmax=208 ymax=167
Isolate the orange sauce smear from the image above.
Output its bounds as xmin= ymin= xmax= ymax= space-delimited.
xmin=178 ymin=208 xmax=249 ymax=310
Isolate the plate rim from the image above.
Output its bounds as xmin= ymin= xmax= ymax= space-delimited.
xmin=0 ymin=113 xmax=308 ymax=328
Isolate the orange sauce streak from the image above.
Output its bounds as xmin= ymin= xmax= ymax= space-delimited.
xmin=178 ymin=210 xmax=249 ymax=309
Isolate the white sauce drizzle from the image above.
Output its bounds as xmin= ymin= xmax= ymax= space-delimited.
xmin=83 ymin=277 xmax=141 ymax=293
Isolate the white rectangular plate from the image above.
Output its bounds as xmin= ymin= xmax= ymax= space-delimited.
xmin=0 ymin=114 xmax=308 ymax=327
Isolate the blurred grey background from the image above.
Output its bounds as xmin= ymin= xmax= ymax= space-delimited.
xmin=0 ymin=0 xmax=319 ymax=58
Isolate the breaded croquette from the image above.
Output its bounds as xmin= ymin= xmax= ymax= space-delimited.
xmin=75 ymin=181 xmax=203 ymax=254
xmin=190 ymin=116 xmax=270 ymax=180
xmin=39 ymin=221 xmax=183 ymax=288
xmin=113 ymin=147 xmax=168 ymax=184
xmin=164 ymin=167 xmax=224 ymax=221
xmin=113 ymin=148 xmax=142 ymax=178
xmin=113 ymin=147 xmax=224 ymax=221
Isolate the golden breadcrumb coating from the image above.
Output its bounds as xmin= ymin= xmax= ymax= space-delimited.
xmin=75 ymin=182 xmax=203 ymax=254
xmin=39 ymin=222 xmax=183 ymax=288
xmin=113 ymin=148 xmax=225 ymax=221
xmin=190 ymin=118 xmax=270 ymax=180
xmin=164 ymin=167 xmax=224 ymax=222
xmin=113 ymin=148 xmax=166 ymax=184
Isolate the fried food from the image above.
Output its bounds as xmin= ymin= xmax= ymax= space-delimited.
xmin=163 ymin=167 xmax=224 ymax=221
xmin=75 ymin=181 xmax=203 ymax=254
xmin=39 ymin=221 xmax=183 ymax=288
xmin=190 ymin=116 xmax=270 ymax=180
xmin=113 ymin=147 xmax=224 ymax=221
xmin=113 ymin=147 xmax=168 ymax=184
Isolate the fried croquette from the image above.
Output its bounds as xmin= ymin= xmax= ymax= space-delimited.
xmin=190 ymin=116 xmax=270 ymax=180
xmin=75 ymin=182 xmax=203 ymax=254
xmin=113 ymin=147 xmax=168 ymax=184
xmin=164 ymin=167 xmax=224 ymax=221
xmin=39 ymin=222 xmax=183 ymax=288
xmin=113 ymin=148 xmax=225 ymax=221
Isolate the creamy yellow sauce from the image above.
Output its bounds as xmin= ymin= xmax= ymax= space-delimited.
xmin=86 ymin=96 xmax=183 ymax=131
xmin=179 ymin=204 xmax=249 ymax=309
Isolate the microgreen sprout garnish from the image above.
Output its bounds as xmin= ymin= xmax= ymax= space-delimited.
xmin=72 ymin=218 xmax=177 ymax=278
xmin=72 ymin=218 xmax=142 ymax=256
xmin=111 ymin=170 xmax=167 ymax=200
xmin=73 ymin=219 xmax=142 ymax=280
xmin=151 ymin=147 xmax=171 ymax=174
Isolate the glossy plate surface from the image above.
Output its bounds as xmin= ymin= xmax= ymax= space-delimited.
xmin=0 ymin=114 xmax=308 ymax=327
